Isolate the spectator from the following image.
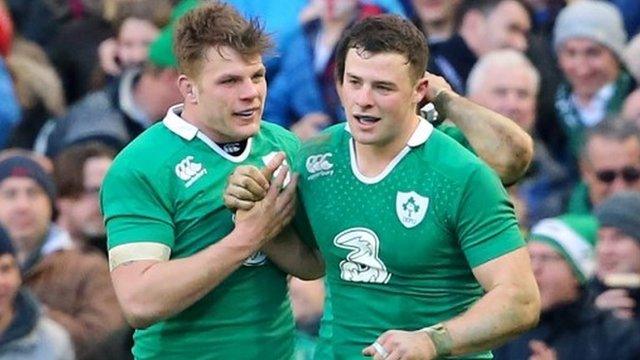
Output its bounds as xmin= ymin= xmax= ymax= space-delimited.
xmin=0 ymin=225 xmax=75 ymax=360
xmin=408 ymin=0 xmax=461 ymax=44
xmin=0 ymin=153 xmax=124 ymax=358
xmin=265 ymin=0 xmax=386 ymax=139
xmin=467 ymin=49 xmax=571 ymax=226
xmin=97 ymin=0 xmax=171 ymax=78
xmin=495 ymin=214 xmax=640 ymax=360
xmin=54 ymin=142 xmax=116 ymax=255
xmin=5 ymin=37 xmax=66 ymax=150
xmin=553 ymin=0 xmax=635 ymax=167
xmin=591 ymin=191 xmax=640 ymax=326
xmin=427 ymin=0 xmax=531 ymax=93
xmin=38 ymin=28 xmax=182 ymax=157
xmin=568 ymin=121 xmax=640 ymax=214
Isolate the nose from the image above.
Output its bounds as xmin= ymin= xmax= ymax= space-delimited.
xmin=354 ymin=85 xmax=373 ymax=109
xmin=239 ymin=80 xmax=260 ymax=101
xmin=610 ymin=175 xmax=631 ymax=193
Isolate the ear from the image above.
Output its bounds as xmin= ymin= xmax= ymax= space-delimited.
xmin=178 ymin=75 xmax=199 ymax=104
xmin=412 ymin=76 xmax=429 ymax=105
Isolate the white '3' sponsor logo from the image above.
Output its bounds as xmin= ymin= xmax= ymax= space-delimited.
xmin=175 ymin=156 xmax=207 ymax=187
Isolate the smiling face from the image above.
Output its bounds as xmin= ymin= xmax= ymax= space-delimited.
xmin=596 ymin=227 xmax=640 ymax=278
xmin=529 ymin=242 xmax=581 ymax=311
xmin=338 ymin=49 xmax=427 ymax=150
xmin=185 ymin=46 xmax=267 ymax=142
xmin=558 ymin=38 xmax=621 ymax=101
xmin=117 ymin=17 xmax=160 ymax=69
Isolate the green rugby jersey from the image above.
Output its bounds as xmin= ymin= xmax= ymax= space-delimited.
xmin=101 ymin=105 xmax=299 ymax=360
xmin=293 ymin=120 xmax=524 ymax=360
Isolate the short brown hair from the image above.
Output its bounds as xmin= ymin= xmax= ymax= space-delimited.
xmin=54 ymin=142 xmax=116 ymax=199
xmin=174 ymin=1 xmax=273 ymax=78
xmin=335 ymin=14 xmax=428 ymax=85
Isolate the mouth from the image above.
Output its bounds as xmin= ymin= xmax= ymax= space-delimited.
xmin=353 ymin=114 xmax=381 ymax=125
xmin=232 ymin=107 xmax=260 ymax=120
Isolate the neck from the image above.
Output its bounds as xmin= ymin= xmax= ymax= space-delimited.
xmin=422 ymin=18 xmax=454 ymax=41
xmin=15 ymin=235 xmax=43 ymax=266
xmin=354 ymin=116 xmax=420 ymax=177
xmin=180 ymin=105 xmax=237 ymax=143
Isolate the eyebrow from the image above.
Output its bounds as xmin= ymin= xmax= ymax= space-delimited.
xmin=345 ymin=72 xmax=396 ymax=87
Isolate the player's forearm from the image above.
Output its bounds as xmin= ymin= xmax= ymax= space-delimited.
xmin=262 ymin=227 xmax=325 ymax=280
xmin=434 ymin=90 xmax=534 ymax=185
xmin=433 ymin=276 xmax=540 ymax=356
xmin=112 ymin=227 xmax=259 ymax=328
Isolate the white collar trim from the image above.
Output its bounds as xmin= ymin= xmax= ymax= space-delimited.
xmin=162 ymin=104 xmax=253 ymax=163
xmin=163 ymin=104 xmax=198 ymax=140
xmin=344 ymin=117 xmax=434 ymax=147
xmin=346 ymin=117 xmax=434 ymax=184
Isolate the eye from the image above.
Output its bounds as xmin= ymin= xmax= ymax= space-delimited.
xmin=221 ymin=77 xmax=240 ymax=86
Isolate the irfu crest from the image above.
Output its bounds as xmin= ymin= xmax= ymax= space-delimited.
xmin=396 ymin=191 xmax=429 ymax=228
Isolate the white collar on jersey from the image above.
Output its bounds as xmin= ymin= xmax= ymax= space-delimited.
xmin=344 ymin=116 xmax=434 ymax=147
xmin=162 ymin=103 xmax=253 ymax=163
xmin=345 ymin=117 xmax=435 ymax=184
xmin=163 ymin=104 xmax=198 ymax=140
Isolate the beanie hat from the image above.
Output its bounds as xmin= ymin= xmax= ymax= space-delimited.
xmin=553 ymin=0 xmax=627 ymax=60
xmin=0 ymin=226 xmax=15 ymax=257
xmin=0 ymin=155 xmax=56 ymax=202
xmin=594 ymin=191 xmax=640 ymax=242
xmin=529 ymin=214 xmax=598 ymax=284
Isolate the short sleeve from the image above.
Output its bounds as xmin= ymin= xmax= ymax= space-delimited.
xmin=456 ymin=164 xmax=524 ymax=268
xmin=437 ymin=123 xmax=476 ymax=155
xmin=100 ymin=160 xmax=175 ymax=250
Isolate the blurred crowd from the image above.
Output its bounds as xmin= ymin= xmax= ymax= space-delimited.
xmin=0 ymin=0 xmax=640 ymax=359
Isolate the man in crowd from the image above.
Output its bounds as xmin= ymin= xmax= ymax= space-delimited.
xmin=568 ymin=121 xmax=640 ymax=214
xmin=0 ymin=225 xmax=75 ymax=359
xmin=591 ymin=191 xmax=640 ymax=327
xmin=53 ymin=142 xmax=116 ymax=255
xmin=466 ymin=49 xmax=571 ymax=225
xmin=0 ymin=153 xmax=123 ymax=357
xmin=553 ymin=0 xmax=635 ymax=168
xmin=495 ymin=215 xmax=640 ymax=359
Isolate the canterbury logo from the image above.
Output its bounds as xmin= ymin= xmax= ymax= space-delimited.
xmin=175 ymin=156 xmax=207 ymax=187
xmin=306 ymin=153 xmax=333 ymax=173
